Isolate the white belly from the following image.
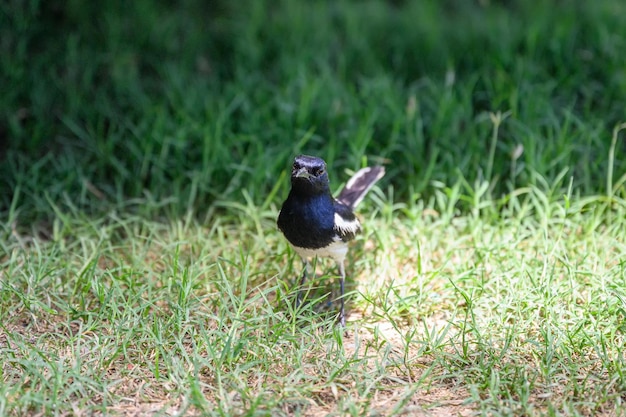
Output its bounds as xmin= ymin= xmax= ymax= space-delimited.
xmin=293 ymin=238 xmax=348 ymax=264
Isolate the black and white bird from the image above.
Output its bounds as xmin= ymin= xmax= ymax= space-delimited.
xmin=277 ymin=155 xmax=385 ymax=326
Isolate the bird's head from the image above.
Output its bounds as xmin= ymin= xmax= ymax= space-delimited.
xmin=290 ymin=155 xmax=330 ymax=194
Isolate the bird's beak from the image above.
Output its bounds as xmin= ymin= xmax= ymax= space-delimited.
xmin=294 ymin=168 xmax=311 ymax=179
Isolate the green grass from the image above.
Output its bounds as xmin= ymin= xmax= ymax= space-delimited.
xmin=2 ymin=0 xmax=626 ymax=415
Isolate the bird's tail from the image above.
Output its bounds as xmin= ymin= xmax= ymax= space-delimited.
xmin=336 ymin=165 xmax=385 ymax=209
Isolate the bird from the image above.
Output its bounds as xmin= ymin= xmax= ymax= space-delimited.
xmin=277 ymin=154 xmax=385 ymax=326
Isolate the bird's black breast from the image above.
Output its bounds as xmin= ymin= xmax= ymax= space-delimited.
xmin=277 ymin=194 xmax=337 ymax=249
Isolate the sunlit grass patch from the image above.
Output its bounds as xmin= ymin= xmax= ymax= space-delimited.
xmin=2 ymin=183 xmax=626 ymax=415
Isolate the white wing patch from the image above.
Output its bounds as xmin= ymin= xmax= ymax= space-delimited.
xmin=334 ymin=212 xmax=361 ymax=236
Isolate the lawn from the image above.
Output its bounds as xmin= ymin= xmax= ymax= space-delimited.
xmin=2 ymin=0 xmax=626 ymax=415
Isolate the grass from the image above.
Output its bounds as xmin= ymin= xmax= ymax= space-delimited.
xmin=3 ymin=185 xmax=626 ymax=416
xmin=2 ymin=0 xmax=626 ymax=415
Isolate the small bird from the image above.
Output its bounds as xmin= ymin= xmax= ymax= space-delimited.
xmin=277 ymin=155 xmax=385 ymax=326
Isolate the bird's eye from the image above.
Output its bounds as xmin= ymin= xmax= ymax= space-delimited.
xmin=315 ymin=167 xmax=325 ymax=176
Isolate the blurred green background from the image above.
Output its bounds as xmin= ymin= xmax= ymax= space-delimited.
xmin=2 ymin=0 xmax=625 ymax=224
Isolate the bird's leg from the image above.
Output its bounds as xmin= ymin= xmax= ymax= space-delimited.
xmin=338 ymin=260 xmax=346 ymax=326
xmin=296 ymin=259 xmax=311 ymax=308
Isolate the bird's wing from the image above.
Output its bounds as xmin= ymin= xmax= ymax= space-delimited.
xmin=333 ymin=201 xmax=361 ymax=242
